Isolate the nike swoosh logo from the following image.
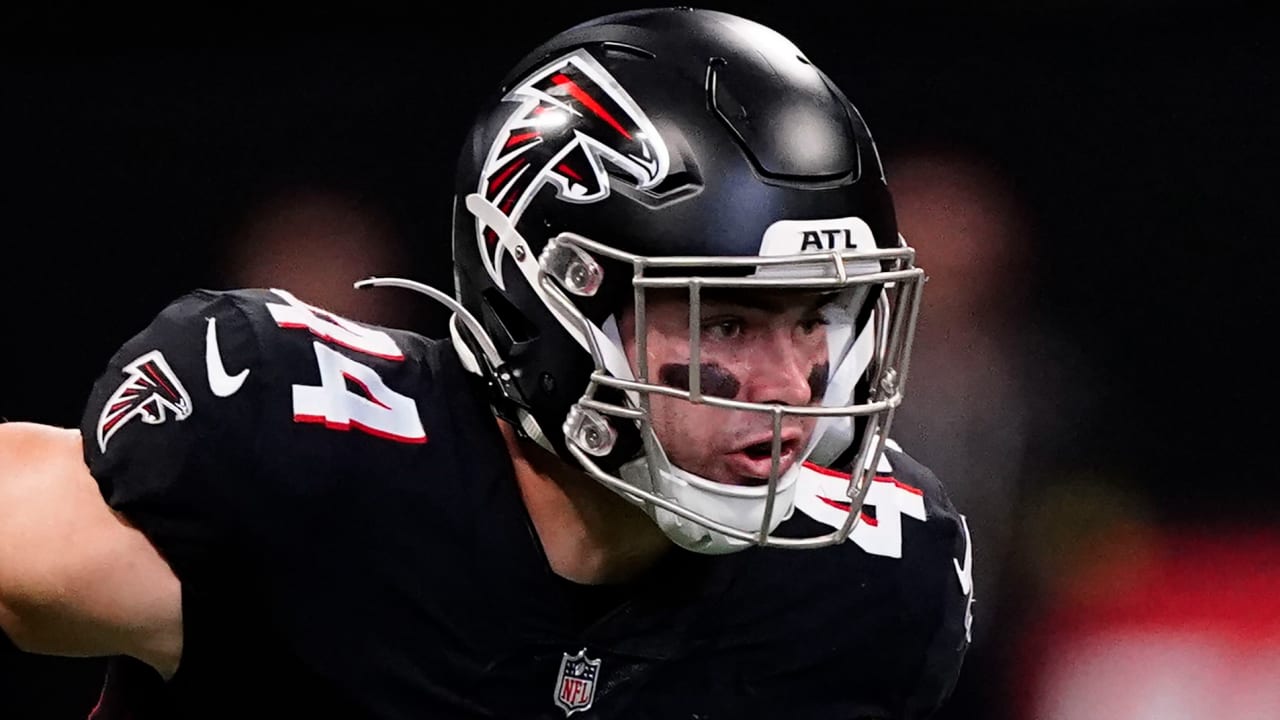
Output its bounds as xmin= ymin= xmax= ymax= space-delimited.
xmin=954 ymin=513 xmax=975 ymax=643
xmin=953 ymin=513 xmax=973 ymax=596
xmin=205 ymin=317 xmax=250 ymax=397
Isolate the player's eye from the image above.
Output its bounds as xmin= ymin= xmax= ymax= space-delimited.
xmin=703 ymin=318 xmax=744 ymax=340
xmin=798 ymin=315 xmax=828 ymax=335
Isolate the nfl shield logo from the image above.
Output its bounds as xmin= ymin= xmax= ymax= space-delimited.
xmin=553 ymin=647 xmax=601 ymax=715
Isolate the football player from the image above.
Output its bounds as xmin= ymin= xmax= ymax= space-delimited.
xmin=0 ymin=8 xmax=973 ymax=719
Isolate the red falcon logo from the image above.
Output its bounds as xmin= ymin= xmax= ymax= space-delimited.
xmin=477 ymin=48 xmax=670 ymax=288
xmin=97 ymin=350 xmax=193 ymax=452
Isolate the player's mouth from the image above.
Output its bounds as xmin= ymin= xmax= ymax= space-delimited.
xmin=722 ymin=433 xmax=804 ymax=487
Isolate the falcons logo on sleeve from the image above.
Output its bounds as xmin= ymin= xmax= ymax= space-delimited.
xmin=477 ymin=48 xmax=671 ymax=288
xmin=97 ymin=350 xmax=193 ymax=452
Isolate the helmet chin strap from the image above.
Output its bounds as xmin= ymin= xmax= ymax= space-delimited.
xmin=448 ymin=313 xmax=484 ymax=376
xmin=614 ymin=423 xmax=803 ymax=555
xmin=448 ymin=313 xmax=558 ymax=455
xmin=354 ymin=274 xmax=553 ymax=456
xmin=619 ymin=457 xmax=802 ymax=555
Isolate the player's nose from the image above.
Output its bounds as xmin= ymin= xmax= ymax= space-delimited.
xmin=741 ymin=333 xmax=820 ymax=406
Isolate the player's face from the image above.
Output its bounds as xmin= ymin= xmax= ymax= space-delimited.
xmin=619 ymin=289 xmax=831 ymax=487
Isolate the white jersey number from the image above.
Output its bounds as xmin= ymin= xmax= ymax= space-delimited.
xmin=267 ymin=289 xmax=426 ymax=444
xmin=795 ymin=464 xmax=926 ymax=559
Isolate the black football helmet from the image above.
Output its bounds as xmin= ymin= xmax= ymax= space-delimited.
xmin=363 ymin=8 xmax=924 ymax=553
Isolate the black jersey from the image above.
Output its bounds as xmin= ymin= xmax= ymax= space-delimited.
xmin=78 ymin=288 xmax=972 ymax=720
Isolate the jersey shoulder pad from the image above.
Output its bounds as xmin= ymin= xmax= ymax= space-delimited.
xmin=792 ymin=439 xmax=964 ymax=561
xmin=789 ymin=442 xmax=973 ymax=717
xmin=80 ymin=288 xmax=269 ymax=575
xmin=84 ymin=282 xmax=447 ymax=470
xmin=881 ymin=441 xmax=964 ymax=531
xmin=80 ymin=286 xmax=446 ymax=568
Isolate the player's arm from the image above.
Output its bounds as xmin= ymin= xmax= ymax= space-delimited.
xmin=0 ymin=421 xmax=182 ymax=678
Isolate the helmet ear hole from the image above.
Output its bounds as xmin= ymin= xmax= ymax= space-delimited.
xmin=481 ymin=288 xmax=540 ymax=357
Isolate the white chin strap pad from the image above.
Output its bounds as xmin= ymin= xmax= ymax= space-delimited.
xmin=619 ymin=455 xmax=800 ymax=555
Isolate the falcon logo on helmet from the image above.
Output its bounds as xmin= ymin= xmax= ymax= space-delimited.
xmin=97 ymin=350 xmax=193 ymax=452
xmin=477 ymin=49 xmax=670 ymax=288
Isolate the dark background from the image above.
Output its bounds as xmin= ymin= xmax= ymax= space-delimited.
xmin=2 ymin=2 xmax=1276 ymax=718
